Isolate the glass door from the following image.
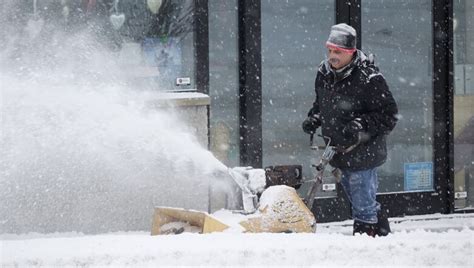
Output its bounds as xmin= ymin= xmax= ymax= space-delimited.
xmin=362 ymin=0 xmax=434 ymax=194
xmin=261 ymin=0 xmax=335 ymax=198
xmin=208 ymin=0 xmax=240 ymax=167
xmin=453 ymin=0 xmax=474 ymax=210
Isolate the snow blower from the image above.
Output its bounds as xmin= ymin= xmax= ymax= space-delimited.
xmin=151 ymin=166 xmax=315 ymax=235
xmin=150 ymin=135 xmax=362 ymax=235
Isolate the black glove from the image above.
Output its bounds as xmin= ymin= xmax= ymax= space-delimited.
xmin=302 ymin=115 xmax=322 ymax=134
xmin=342 ymin=118 xmax=367 ymax=140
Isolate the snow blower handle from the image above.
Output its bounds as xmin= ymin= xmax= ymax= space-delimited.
xmin=304 ymin=135 xmax=360 ymax=211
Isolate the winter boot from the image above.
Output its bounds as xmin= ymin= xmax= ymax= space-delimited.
xmin=353 ymin=220 xmax=376 ymax=237
xmin=374 ymin=211 xmax=391 ymax=236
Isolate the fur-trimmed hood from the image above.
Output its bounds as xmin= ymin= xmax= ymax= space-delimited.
xmin=318 ymin=50 xmax=381 ymax=83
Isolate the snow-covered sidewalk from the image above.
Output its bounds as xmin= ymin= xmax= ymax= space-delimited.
xmin=2 ymin=213 xmax=473 ymax=267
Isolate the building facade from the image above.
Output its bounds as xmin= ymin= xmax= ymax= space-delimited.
xmin=6 ymin=0 xmax=472 ymax=222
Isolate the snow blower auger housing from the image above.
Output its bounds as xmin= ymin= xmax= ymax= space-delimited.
xmin=151 ymin=207 xmax=229 ymax=235
xmin=151 ymin=166 xmax=316 ymax=235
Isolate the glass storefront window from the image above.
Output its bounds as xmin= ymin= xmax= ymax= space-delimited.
xmin=7 ymin=0 xmax=195 ymax=91
xmin=208 ymin=0 xmax=240 ymax=167
xmin=362 ymin=0 xmax=433 ymax=193
xmin=453 ymin=0 xmax=474 ymax=210
xmin=261 ymin=0 xmax=334 ymax=196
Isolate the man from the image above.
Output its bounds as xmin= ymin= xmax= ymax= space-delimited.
xmin=302 ymin=23 xmax=398 ymax=237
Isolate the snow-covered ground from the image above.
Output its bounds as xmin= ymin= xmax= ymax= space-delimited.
xmin=2 ymin=213 xmax=473 ymax=267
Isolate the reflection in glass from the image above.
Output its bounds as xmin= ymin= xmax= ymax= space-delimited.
xmin=3 ymin=0 xmax=195 ymax=91
xmin=261 ymin=0 xmax=334 ymax=197
xmin=112 ymin=0 xmax=195 ymax=90
xmin=208 ymin=0 xmax=240 ymax=167
xmin=453 ymin=0 xmax=474 ymax=210
xmin=362 ymin=0 xmax=433 ymax=193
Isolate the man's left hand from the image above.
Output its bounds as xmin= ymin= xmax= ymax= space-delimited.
xmin=342 ymin=118 xmax=367 ymax=140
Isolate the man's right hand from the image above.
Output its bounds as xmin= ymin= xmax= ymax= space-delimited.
xmin=302 ymin=115 xmax=322 ymax=134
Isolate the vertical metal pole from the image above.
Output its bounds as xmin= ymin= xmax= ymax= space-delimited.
xmin=238 ymin=0 xmax=262 ymax=168
xmin=336 ymin=0 xmax=361 ymax=50
xmin=195 ymin=0 xmax=209 ymax=95
xmin=432 ymin=0 xmax=455 ymax=213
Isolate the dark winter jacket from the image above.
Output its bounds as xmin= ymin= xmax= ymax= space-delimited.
xmin=308 ymin=50 xmax=398 ymax=170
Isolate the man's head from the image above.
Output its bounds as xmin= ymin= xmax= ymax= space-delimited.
xmin=326 ymin=23 xmax=357 ymax=70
